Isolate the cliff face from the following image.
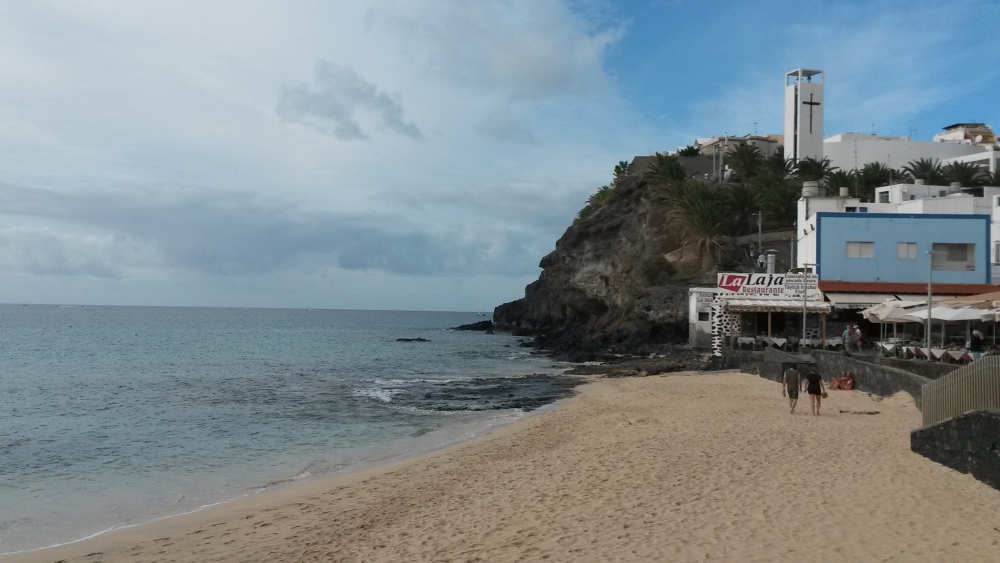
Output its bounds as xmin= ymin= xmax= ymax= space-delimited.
xmin=494 ymin=175 xmax=702 ymax=359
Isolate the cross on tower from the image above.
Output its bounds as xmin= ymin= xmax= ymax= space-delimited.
xmin=802 ymin=93 xmax=820 ymax=134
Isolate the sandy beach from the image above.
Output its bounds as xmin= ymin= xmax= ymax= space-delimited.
xmin=8 ymin=370 xmax=1000 ymax=563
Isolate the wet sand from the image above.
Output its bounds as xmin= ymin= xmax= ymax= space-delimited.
xmin=7 ymin=371 xmax=1000 ymax=562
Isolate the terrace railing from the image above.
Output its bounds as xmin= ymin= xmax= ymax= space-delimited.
xmin=921 ymin=355 xmax=1000 ymax=427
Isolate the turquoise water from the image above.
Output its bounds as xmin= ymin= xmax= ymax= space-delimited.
xmin=0 ymin=306 xmax=575 ymax=553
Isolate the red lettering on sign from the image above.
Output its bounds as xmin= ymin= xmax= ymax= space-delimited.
xmin=718 ymin=274 xmax=747 ymax=293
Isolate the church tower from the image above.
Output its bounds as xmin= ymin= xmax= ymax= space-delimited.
xmin=783 ymin=69 xmax=824 ymax=162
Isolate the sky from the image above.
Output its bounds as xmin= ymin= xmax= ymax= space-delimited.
xmin=1 ymin=0 xmax=998 ymax=311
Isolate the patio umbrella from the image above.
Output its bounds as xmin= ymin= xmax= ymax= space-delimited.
xmin=860 ymin=300 xmax=927 ymax=349
xmin=861 ymin=300 xmax=925 ymax=323
xmin=902 ymin=306 xmax=987 ymax=348
xmin=903 ymin=306 xmax=986 ymax=322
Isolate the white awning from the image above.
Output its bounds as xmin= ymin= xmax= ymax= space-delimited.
xmin=722 ymin=298 xmax=831 ymax=313
xmin=825 ymin=293 xmax=897 ymax=309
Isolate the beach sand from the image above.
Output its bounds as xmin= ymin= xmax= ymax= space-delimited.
xmin=8 ymin=371 xmax=1000 ymax=562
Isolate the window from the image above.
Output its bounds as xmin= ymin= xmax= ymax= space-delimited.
xmin=859 ymin=207 xmax=868 ymax=212
xmin=698 ymin=312 xmax=710 ymax=322
xmin=994 ymin=241 xmax=1000 ymax=265
xmin=846 ymin=241 xmax=874 ymax=258
xmin=897 ymin=242 xmax=917 ymax=259
xmin=845 ymin=207 xmax=857 ymax=212
xmin=878 ymin=192 xmax=890 ymax=203
xmin=932 ymin=243 xmax=976 ymax=271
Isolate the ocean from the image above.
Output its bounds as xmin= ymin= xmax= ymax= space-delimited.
xmin=0 ymin=305 xmax=578 ymax=554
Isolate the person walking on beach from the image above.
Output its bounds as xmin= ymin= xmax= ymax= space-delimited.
xmin=843 ymin=326 xmax=853 ymax=352
xmin=782 ymin=365 xmax=801 ymax=414
xmin=803 ymin=367 xmax=826 ymax=416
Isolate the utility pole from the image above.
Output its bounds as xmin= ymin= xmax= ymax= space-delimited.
xmin=801 ymin=263 xmax=815 ymax=346
xmin=753 ymin=211 xmax=763 ymax=271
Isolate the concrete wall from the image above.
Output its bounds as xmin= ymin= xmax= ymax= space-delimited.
xmin=823 ymin=136 xmax=985 ymax=172
xmin=755 ymin=348 xmax=931 ymax=408
xmin=757 ymin=348 xmax=818 ymax=385
xmin=712 ymin=350 xmax=762 ymax=373
xmin=911 ymin=410 xmax=1000 ymax=491
xmin=809 ymin=350 xmax=931 ymax=408
xmin=872 ymin=356 xmax=959 ymax=381
xmin=816 ymin=212 xmax=990 ymax=284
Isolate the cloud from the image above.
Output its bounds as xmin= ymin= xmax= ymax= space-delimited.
xmin=376 ymin=0 xmax=619 ymax=100
xmin=475 ymin=107 xmax=538 ymax=144
xmin=0 ymin=182 xmax=544 ymax=279
xmin=277 ymin=61 xmax=422 ymax=140
xmin=0 ymin=227 xmax=154 ymax=278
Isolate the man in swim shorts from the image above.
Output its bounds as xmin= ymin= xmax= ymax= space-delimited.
xmin=782 ymin=365 xmax=801 ymax=414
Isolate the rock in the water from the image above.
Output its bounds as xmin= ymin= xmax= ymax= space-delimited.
xmin=396 ymin=337 xmax=431 ymax=342
xmin=451 ymin=320 xmax=493 ymax=331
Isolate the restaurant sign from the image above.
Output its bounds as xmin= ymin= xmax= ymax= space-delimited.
xmin=716 ymin=273 xmax=820 ymax=298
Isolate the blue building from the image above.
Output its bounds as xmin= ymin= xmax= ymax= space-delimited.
xmin=815 ymin=212 xmax=991 ymax=285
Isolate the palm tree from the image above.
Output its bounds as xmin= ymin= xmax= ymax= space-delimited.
xmin=613 ymin=160 xmax=630 ymax=185
xmin=574 ymin=184 xmax=615 ymax=223
xmin=754 ymin=171 xmax=801 ymax=227
xmin=763 ymin=152 xmax=794 ymax=178
xmin=982 ymin=169 xmax=1000 ymax=187
xmin=794 ymin=157 xmax=837 ymax=182
xmin=855 ymin=162 xmax=896 ymax=201
xmin=724 ymin=183 xmax=757 ymax=236
xmin=902 ymin=158 xmax=945 ymax=185
xmin=677 ymin=145 xmax=700 ymax=156
xmin=823 ymin=169 xmax=855 ymax=196
xmin=942 ymin=161 xmax=984 ymax=187
xmin=726 ymin=143 xmax=764 ymax=182
xmin=666 ymin=180 xmax=730 ymax=270
xmin=646 ymin=152 xmax=689 ymax=199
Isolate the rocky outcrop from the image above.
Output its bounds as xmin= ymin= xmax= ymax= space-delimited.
xmin=451 ymin=321 xmax=493 ymax=331
xmin=494 ymin=175 xmax=708 ymax=360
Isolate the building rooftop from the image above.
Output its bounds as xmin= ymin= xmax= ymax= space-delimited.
xmin=942 ymin=123 xmax=989 ymax=131
xmin=818 ymin=281 xmax=998 ymax=295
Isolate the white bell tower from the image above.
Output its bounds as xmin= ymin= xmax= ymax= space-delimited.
xmin=783 ymin=68 xmax=824 ymax=162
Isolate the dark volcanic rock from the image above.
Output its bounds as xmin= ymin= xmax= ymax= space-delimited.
xmin=396 ymin=337 xmax=431 ymax=342
xmin=563 ymin=348 xmax=712 ymax=377
xmin=493 ymin=174 xmax=706 ymax=359
xmin=451 ymin=320 xmax=493 ymax=331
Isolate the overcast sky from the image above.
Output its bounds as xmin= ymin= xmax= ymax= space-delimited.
xmin=1 ymin=0 xmax=998 ymax=311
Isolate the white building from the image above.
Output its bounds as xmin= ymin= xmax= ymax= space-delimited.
xmin=823 ymin=132 xmax=990 ymax=172
xmin=933 ymin=123 xmax=997 ymax=146
xmin=797 ymin=181 xmax=1000 ymax=297
xmin=784 ymin=68 xmax=824 ymax=162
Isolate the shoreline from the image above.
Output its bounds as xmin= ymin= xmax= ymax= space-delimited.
xmin=2 ymin=382 xmax=580 ymax=558
xmin=3 ymin=377 xmax=595 ymax=563
xmin=8 ymin=370 xmax=1000 ymax=562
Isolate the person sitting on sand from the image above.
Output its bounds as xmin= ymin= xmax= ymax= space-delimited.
xmin=782 ymin=365 xmax=801 ymax=414
xmin=829 ymin=371 xmax=854 ymax=391
xmin=803 ymin=368 xmax=826 ymax=416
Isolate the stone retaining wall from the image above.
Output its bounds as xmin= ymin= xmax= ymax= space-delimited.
xmin=712 ymin=350 xmax=762 ymax=373
xmin=872 ymin=356 xmax=959 ymax=381
xmin=809 ymin=350 xmax=930 ymax=408
xmin=911 ymin=410 xmax=1000 ymax=492
xmin=753 ymin=348 xmax=931 ymax=409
